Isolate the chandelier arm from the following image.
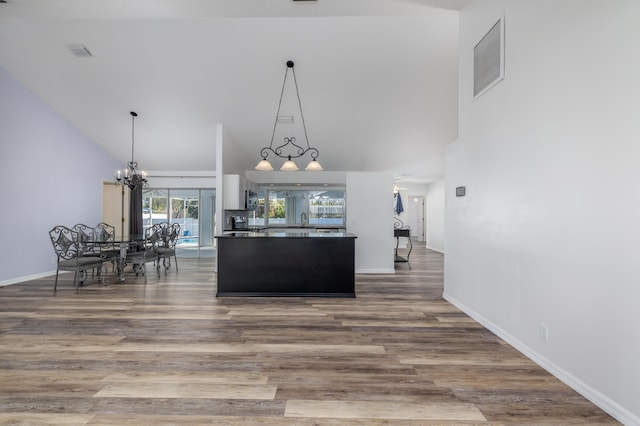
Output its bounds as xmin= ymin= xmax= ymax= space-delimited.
xmin=291 ymin=66 xmax=311 ymax=150
xmin=307 ymin=147 xmax=319 ymax=161
xmin=259 ymin=147 xmax=276 ymax=159
xmin=274 ymin=137 xmax=307 ymax=158
xmin=269 ymin=66 xmax=290 ymax=149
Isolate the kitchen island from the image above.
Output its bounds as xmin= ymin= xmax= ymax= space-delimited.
xmin=215 ymin=231 xmax=357 ymax=297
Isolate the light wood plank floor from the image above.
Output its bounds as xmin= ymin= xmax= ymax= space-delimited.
xmin=0 ymin=247 xmax=617 ymax=425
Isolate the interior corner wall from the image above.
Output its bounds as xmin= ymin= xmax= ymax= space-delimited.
xmin=221 ymin=127 xmax=250 ymax=175
xmin=446 ymin=1 xmax=640 ymax=423
xmin=223 ymin=174 xmax=243 ymax=210
xmin=347 ymin=172 xmax=394 ymax=274
xmin=0 ymin=66 xmax=122 ymax=285
xmin=425 ymin=179 xmax=445 ymax=253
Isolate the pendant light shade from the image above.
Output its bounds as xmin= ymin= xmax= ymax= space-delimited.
xmin=280 ymin=156 xmax=299 ymax=171
xmin=254 ymin=158 xmax=274 ymax=171
xmin=305 ymin=159 xmax=323 ymax=171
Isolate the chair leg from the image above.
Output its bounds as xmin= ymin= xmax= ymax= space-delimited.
xmin=53 ymin=267 xmax=60 ymax=294
xmin=173 ymin=255 xmax=178 ymax=271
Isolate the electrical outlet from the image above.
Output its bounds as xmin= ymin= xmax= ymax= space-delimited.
xmin=539 ymin=323 xmax=549 ymax=342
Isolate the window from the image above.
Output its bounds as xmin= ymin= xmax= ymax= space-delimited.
xmin=251 ymin=187 xmax=346 ymax=228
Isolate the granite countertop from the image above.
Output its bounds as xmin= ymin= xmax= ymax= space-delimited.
xmin=216 ymin=231 xmax=356 ymax=239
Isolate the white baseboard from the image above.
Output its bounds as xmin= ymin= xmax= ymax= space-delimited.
xmin=426 ymin=246 xmax=444 ymax=254
xmin=356 ymin=268 xmax=395 ymax=274
xmin=0 ymin=270 xmax=60 ymax=287
xmin=443 ymin=292 xmax=639 ymax=426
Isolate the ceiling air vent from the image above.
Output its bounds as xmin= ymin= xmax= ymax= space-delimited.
xmin=66 ymin=44 xmax=93 ymax=58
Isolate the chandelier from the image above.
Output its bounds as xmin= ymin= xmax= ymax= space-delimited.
xmin=115 ymin=111 xmax=149 ymax=189
xmin=255 ymin=60 xmax=323 ymax=172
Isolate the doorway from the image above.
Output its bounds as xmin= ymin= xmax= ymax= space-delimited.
xmin=102 ymin=182 xmax=129 ymax=238
xmin=409 ymin=195 xmax=425 ymax=243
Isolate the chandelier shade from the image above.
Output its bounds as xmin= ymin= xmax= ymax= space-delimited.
xmin=255 ymin=60 xmax=323 ymax=172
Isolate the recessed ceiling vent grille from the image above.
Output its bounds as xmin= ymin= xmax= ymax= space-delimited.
xmin=66 ymin=44 xmax=93 ymax=58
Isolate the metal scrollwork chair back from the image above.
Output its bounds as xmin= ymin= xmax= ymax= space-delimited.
xmin=94 ymin=222 xmax=119 ymax=270
xmin=156 ymin=223 xmax=180 ymax=274
xmin=71 ymin=223 xmax=99 ymax=256
xmin=49 ymin=225 xmax=105 ymax=293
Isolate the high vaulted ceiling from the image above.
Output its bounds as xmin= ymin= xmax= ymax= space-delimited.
xmin=0 ymin=0 xmax=465 ymax=183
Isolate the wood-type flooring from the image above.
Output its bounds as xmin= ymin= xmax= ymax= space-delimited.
xmin=0 ymin=247 xmax=618 ymax=425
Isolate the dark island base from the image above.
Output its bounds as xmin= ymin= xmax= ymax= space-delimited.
xmin=217 ymin=292 xmax=354 ymax=297
xmin=216 ymin=234 xmax=355 ymax=297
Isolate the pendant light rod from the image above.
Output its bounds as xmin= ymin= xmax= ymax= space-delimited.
xmin=130 ymin=111 xmax=137 ymax=165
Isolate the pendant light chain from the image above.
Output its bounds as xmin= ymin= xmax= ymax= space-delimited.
xmin=292 ymin=66 xmax=311 ymax=151
xmin=269 ymin=66 xmax=290 ymax=149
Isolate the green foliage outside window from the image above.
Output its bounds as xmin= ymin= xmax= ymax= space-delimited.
xmin=269 ymin=199 xmax=285 ymax=219
xmin=171 ymin=198 xmax=199 ymax=219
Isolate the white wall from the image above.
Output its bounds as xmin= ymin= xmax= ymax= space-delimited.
xmin=147 ymin=171 xmax=215 ymax=189
xmin=446 ymin=1 xmax=640 ymax=424
xmin=347 ymin=172 xmax=395 ymax=274
xmin=223 ymin=174 xmax=243 ymax=209
xmin=245 ymin=171 xmax=347 ymax=186
xmin=425 ymin=179 xmax=445 ymax=253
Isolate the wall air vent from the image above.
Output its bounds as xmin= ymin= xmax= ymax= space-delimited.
xmin=277 ymin=115 xmax=294 ymax=124
xmin=473 ymin=16 xmax=504 ymax=99
xmin=66 ymin=44 xmax=93 ymax=58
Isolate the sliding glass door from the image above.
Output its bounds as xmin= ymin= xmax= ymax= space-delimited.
xmin=142 ymin=188 xmax=215 ymax=258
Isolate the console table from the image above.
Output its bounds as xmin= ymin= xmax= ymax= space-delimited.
xmin=394 ymin=228 xmax=412 ymax=269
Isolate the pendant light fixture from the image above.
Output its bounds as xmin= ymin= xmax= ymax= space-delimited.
xmin=115 ymin=111 xmax=149 ymax=189
xmin=255 ymin=60 xmax=323 ymax=172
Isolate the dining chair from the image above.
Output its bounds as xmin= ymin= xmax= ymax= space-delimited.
xmin=49 ymin=225 xmax=105 ymax=293
xmin=157 ymin=223 xmax=180 ymax=274
xmin=126 ymin=226 xmax=161 ymax=283
xmin=94 ymin=222 xmax=119 ymax=271
xmin=72 ymin=223 xmax=106 ymax=279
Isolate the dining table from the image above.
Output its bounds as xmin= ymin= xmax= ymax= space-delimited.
xmin=89 ymin=235 xmax=146 ymax=283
